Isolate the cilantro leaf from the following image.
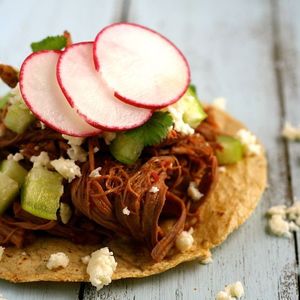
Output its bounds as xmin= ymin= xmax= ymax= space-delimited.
xmin=188 ymin=84 xmax=197 ymax=96
xmin=31 ymin=35 xmax=67 ymax=52
xmin=126 ymin=111 xmax=173 ymax=146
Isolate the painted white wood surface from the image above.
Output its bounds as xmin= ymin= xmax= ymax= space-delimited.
xmin=0 ymin=0 xmax=118 ymax=299
xmin=277 ymin=0 xmax=300 ymax=255
xmin=84 ymin=0 xmax=300 ymax=299
xmin=0 ymin=0 xmax=299 ymax=299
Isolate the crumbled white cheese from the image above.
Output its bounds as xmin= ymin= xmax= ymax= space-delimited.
xmin=51 ymin=158 xmax=81 ymax=182
xmin=122 ymin=207 xmax=130 ymax=216
xmin=86 ymin=247 xmax=117 ymax=290
xmin=89 ymin=167 xmax=102 ymax=178
xmin=212 ymin=97 xmax=226 ymax=110
xmin=62 ymin=134 xmax=84 ymax=146
xmin=268 ymin=214 xmax=292 ymax=238
xmin=67 ymin=145 xmax=87 ymax=163
xmin=267 ymin=205 xmax=286 ymax=216
xmin=266 ymin=202 xmax=300 ymax=238
xmin=0 ymin=246 xmax=5 ymax=261
xmin=236 ymin=129 xmax=261 ymax=156
xmin=216 ymin=290 xmax=231 ymax=300
xmin=282 ymin=121 xmax=300 ymax=141
xmin=187 ymin=181 xmax=203 ymax=201
xmin=30 ymin=151 xmax=50 ymax=168
xmin=200 ymin=255 xmax=213 ymax=265
xmin=46 ymin=252 xmax=69 ymax=270
xmin=149 ymin=186 xmax=160 ymax=193
xmin=60 ymin=203 xmax=72 ymax=224
xmin=102 ymin=132 xmax=117 ymax=145
xmin=93 ymin=146 xmax=100 ymax=153
xmin=62 ymin=134 xmax=87 ymax=162
xmin=81 ymin=255 xmax=91 ymax=264
xmin=175 ymin=228 xmax=194 ymax=252
xmin=216 ymin=281 xmax=245 ymax=300
xmin=167 ymin=106 xmax=194 ymax=135
xmin=218 ymin=166 xmax=226 ymax=173
xmin=7 ymin=152 xmax=24 ymax=162
xmin=286 ymin=202 xmax=300 ymax=221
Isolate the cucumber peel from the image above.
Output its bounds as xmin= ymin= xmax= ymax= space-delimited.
xmin=21 ymin=167 xmax=63 ymax=220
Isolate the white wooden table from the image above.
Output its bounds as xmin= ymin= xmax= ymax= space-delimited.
xmin=0 ymin=0 xmax=299 ymax=299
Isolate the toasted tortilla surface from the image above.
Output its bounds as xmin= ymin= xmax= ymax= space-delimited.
xmin=0 ymin=107 xmax=267 ymax=282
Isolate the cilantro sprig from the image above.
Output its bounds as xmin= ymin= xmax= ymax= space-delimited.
xmin=31 ymin=35 xmax=67 ymax=52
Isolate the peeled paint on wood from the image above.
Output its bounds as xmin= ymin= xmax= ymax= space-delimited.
xmin=0 ymin=107 xmax=267 ymax=283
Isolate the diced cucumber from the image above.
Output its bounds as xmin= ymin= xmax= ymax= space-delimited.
xmin=180 ymin=85 xmax=207 ymax=129
xmin=21 ymin=167 xmax=63 ymax=220
xmin=0 ymin=160 xmax=28 ymax=186
xmin=110 ymin=133 xmax=144 ymax=165
xmin=0 ymin=173 xmax=19 ymax=215
xmin=216 ymin=135 xmax=244 ymax=165
xmin=0 ymin=93 xmax=11 ymax=109
xmin=4 ymin=101 xmax=35 ymax=134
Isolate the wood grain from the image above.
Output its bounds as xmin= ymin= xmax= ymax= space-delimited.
xmin=277 ymin=0 xmax=300 ymax=261
xmin=83 ymin=0 xmax=299 ymax=299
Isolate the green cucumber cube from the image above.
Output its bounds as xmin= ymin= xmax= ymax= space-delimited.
xmin=0 ymin=173 xmax=19 ymax=215
xmin=181 ymin=85 xmax=207 ymax=129
xmin=21 ymin=167 xmax=63 ymax=220
xmin=0 ymin=160 xmax=28 ymax=186
xmin=4 ymin=101 xmax=35 ymax=134
xmin=216 ymin=135 xmax=243 ymax=165
xmin=110 ymin=133 xmax=144 ymax=165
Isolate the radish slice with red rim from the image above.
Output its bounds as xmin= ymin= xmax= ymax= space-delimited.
xmin=94 ymin=23 xmax=190 ymax=109
xmin=57 ymin=42 xmax=152 ymax=131
xmin=19 ymin=51 xmax=101 ymax=137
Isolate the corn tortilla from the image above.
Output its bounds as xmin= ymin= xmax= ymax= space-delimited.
xmin=0 ymin=107 xmax=267 ymax=282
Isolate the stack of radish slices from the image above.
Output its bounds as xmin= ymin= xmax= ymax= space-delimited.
xmin=19 ymin=23 xmax=190 ymax=137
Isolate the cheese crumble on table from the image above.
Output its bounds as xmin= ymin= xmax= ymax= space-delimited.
xmin=282 ymin=121 xmax=300 ymax=141
xmin=266 ymin=202 xmax=300 ymax=238
xmin=216 ymin=281 xmax=245 ymax=300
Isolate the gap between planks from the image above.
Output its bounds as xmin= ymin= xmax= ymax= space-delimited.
xmin=271 ymin=0 xmax=300 ymax=297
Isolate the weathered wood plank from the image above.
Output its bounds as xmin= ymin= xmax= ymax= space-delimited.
xmin=0 ymin=0 xmax=118 ymax=299
xmin=84 ymin=0 xmax=299 ymax=299
xmin=277 ymin=0 xmax=300 ymax=260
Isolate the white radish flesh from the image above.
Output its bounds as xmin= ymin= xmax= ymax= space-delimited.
xmin=94 ymin=23 xmax=190 ymax=109
xmin=57 ymin=42 xmax=152 ymax=131
xmin=19 ymin=51 xmax=101 ymax=137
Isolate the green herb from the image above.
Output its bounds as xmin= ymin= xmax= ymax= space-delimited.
xmin=126 ymin=111 xmax=173 ymax=146
xmin=188 ymin=84 xmax=197 ymax=95
xmin=31 ymin=35 xmax=67 ymax=52
xmin=0 ymin=93 xmax=11 ymax=109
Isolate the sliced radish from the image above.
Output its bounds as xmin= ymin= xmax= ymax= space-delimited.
xmin=57 ymin=42 xmax=152 ymax=131
xmin=94 ymin=23 xmax=190 ymax=109
xmin=19 ymin=51 xmax=101 ymax=137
